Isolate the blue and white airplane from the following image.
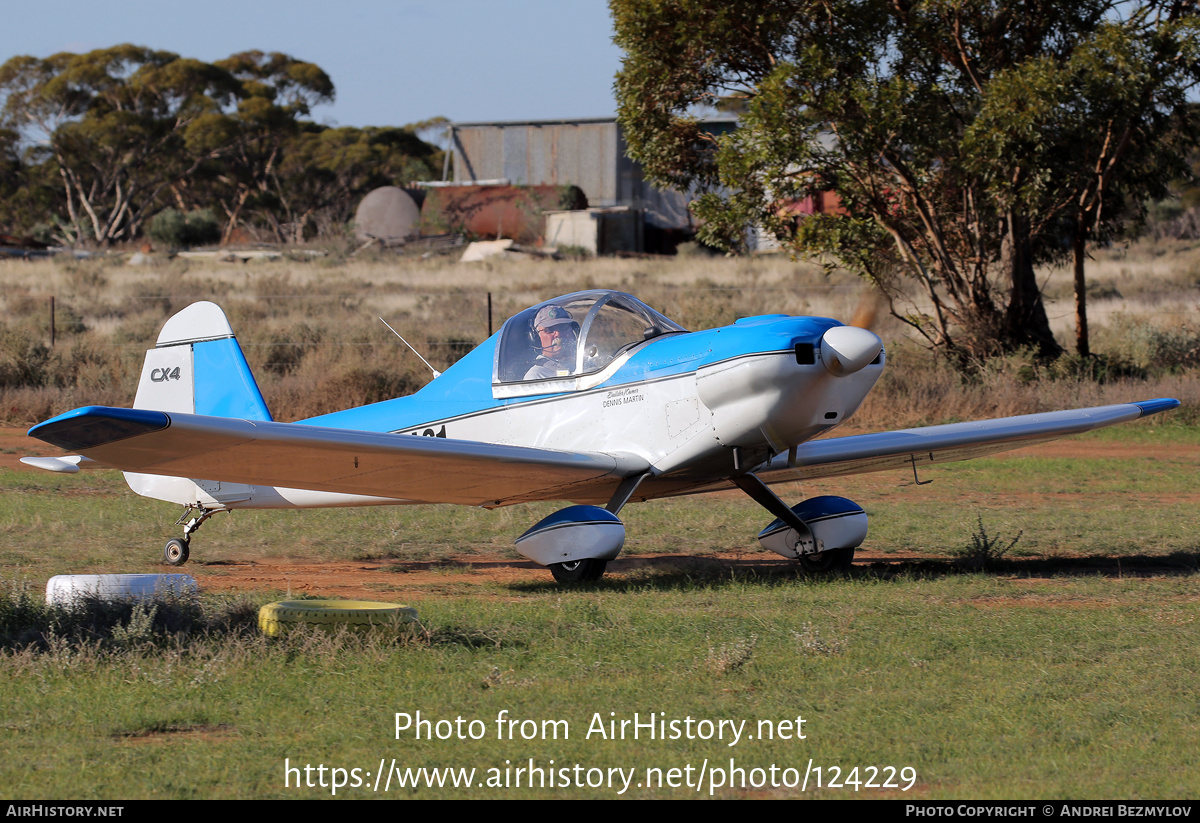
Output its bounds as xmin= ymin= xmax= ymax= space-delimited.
xmin=25 ymin=289 xmax=1180 ymax=582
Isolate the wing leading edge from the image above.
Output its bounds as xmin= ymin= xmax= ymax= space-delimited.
xmin=28 ymin=406 xmax=650 ymax=507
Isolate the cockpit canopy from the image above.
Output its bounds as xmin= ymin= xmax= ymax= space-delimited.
xmin=493 ymin=290 xmax=686 ymax=392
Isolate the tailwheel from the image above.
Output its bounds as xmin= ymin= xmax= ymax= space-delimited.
xmin=164 ymin=538 xmax=190 ymax=567
xmin=167 ymin=505 xmax=220 ymax=566
xmin=550 ymin=558 xmax=608 ymax=583
xmin=797 ymin=547 xmax=855 ymax=572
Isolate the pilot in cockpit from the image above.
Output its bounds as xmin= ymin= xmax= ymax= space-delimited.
xmin=524 ymin=305 xmax=579 ymax=380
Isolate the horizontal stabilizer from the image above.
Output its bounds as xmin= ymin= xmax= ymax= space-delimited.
xmin=20 ymin=455 xmax=98 ymax=473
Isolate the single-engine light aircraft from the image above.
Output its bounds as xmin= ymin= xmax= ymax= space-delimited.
xmin=25 ymin=290 xmax=1179 ymax=582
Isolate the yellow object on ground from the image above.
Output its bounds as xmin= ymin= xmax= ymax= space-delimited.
xmin=258 ymin=600 xmax=419 ymax=637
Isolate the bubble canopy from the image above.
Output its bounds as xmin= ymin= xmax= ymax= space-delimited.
xmin=493 ymin=290 xmax=686 ymax=388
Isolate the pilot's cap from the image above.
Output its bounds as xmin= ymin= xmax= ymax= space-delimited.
xmin=534 ymin=306 xmax=574 ymax=330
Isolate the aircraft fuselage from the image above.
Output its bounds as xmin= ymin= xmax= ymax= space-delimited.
xmin=302 ymin=314 xmax=885 ymax=499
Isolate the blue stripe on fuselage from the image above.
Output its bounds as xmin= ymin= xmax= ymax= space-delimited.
xmin=301 ymin=315 xmax=842 ymax=433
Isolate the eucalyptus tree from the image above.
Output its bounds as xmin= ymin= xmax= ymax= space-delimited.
xmin=0 ymin=127 xmax=47 ymax=235
xmin=0 ymin=46 xmax=340 ymax=247
xmin=613 ymin=0 xmax=1200 ymax=363
xmin=193 ymin=50 xmax=335 ymax=242
xmin=0 ymin=45 xmax=242 ymax=245
xmin=255 ymin=125 xmax=439 ymax=244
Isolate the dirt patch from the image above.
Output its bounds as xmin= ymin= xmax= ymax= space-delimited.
xmin=190 ymin=553 xmax=812 ymax=601
xmin=184 ymin=548 xmax=1199 ymax=602
xmin=184 ymin=548 xmax=964 ymax=602
xmin=0 ymin=427 xmax=49 ymax=469
xmin=1005 ymin=437 xmax=1197 ymax=461
xmin=115 ymin=724 xmax=238 ymax=746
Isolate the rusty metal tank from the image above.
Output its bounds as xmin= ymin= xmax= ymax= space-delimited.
xmin=419 ymin=184 xmax=587 ymax=244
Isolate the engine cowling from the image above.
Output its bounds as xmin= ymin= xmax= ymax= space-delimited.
xmin=695 ymin=319 xmax=884 ymax=452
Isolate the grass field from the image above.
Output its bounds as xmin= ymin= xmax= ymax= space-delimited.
xmin=1 ymin=427 xmax=1196 ymax=798
xmin=4 ymin=573 xmax=1200 ymax=799
xmin=1 ymin=244 xmax=1197 ymax=799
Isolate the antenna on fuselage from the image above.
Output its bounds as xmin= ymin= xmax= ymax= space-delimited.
xmin=379 ymin=317 xmax=441 ymax=379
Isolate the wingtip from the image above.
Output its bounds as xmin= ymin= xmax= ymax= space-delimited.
xmin=1134 ymin=398 xmax=1181 ymax=418
xmin=28 ymin=406 xmax=170 ymax=451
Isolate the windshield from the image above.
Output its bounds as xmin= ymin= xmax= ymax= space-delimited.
xmin=494 ymin=290 xmax=686 ymax=385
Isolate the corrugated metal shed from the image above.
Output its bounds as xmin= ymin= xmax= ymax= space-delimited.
xmin=453 ymin=119 xmax=620 ymax=205
xmin=449 ymin=117 xmax=737 ymax=233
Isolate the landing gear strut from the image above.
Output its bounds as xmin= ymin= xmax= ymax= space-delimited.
xmin=734 ymin=473 xmax=868 ymax=572
xmin=164 ymin=506 xmax=219 ymax=566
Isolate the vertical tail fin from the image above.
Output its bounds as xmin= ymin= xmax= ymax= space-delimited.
xmin=133 ymin=302 xmax=272 ymax=421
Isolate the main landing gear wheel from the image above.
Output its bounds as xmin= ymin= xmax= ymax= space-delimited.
xmin=550 ymin=558 xmax=608 ymax=583
xmin=164 ymin=538 xmax=190 ymax=567
xmin=797 ymin=547 xmax=855 ymax=573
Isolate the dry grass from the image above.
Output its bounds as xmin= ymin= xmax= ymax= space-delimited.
xmin=0 ymin=245 xmax=1195 ymax=426
xmin=851 ymin=344 xmax=1200 ymax=429
xmin=1039 ymin=238 xmax=1200 ymax=342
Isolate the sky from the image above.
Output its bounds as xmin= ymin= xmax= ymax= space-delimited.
xmin=3 ymin=0 xmax=624 ymax=133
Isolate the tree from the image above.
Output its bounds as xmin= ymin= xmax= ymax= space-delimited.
xmin=241 ymin=125 xmax=439 ymax=244
xmin=185 ymin=50 xmax=335 ymax=242
xmin=136 ymin=52 xmax=438 ymax=244
xmin=613 ymin=0 xmax=1200 ymax=364
xmin=0 ymin=127 xmax=58 ymax=236
xmin=961 ymin=7 xmax=1200 ymax=357
xmin=0 ymin=45 xmax=242 ymax=245
xmin=0 ymin=45 xmax=445 ymax=247
xmin=0 ymin=46 xmax=339 ymax=247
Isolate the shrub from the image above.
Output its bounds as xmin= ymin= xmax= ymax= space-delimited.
xmin=554 ymin=244 xmax=592 ymax=258
xmin=954 ymin=515 xmax=1022 ymax=570
xmin=146 ymin=208 xmax=222 ymax=249
xmin=0 ymin=324 xmax=50 ymax=388
xmin=1092 ymin=315 xmax=1200 ymax=375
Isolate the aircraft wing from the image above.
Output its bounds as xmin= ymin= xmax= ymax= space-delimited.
xmin=27 ymin=406 xmax=650 ymax=507
xmin=751 ymin=399 xmax=1179 ymax=484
